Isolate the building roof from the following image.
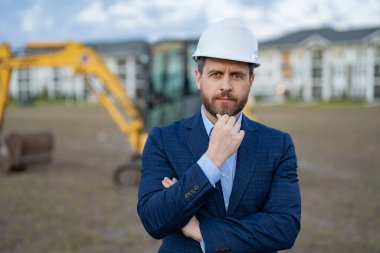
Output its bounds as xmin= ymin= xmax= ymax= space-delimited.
xmin=15 ymin=40 xmax=150 ymax=56
xmin=88 ymin=40 xmax=150 ymax=55
xmin=260 ymin=26 xmax=380 ymax=48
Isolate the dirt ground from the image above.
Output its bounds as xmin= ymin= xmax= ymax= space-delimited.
xmin=0 ymin=102 xmax=379 ymax=253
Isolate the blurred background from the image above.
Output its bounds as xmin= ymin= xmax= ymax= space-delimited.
xmin=1 ymin=0 xmax=380 ymax=252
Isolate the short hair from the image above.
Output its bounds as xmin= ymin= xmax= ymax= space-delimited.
xmin=196 ymin=57 xmax=255 ymax=77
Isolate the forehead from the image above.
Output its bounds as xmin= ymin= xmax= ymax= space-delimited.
xmin=204 ymin=58 xmax=249 ymax=72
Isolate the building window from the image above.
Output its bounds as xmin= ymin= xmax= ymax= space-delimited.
xmin=375 ymin=65 xmax=380 ymax=87
xmin=135 ymin=57 xmax=148 ymax=98
xmin=117 ymin=58 xmax=127 ymax=82
xmin=53 ymin=68 xmax=62 ymax=98
xmin=312 ymin=50 xmax=323 ymax=61
xmin=312 ymin=68 xmax=322 ymax=78
xmin=375 ymin=65 xmax=380 ymax=77
xmin=17 ymin=68 xmax=31 ymax=103
xmin=375 ymin=46 xmax=380 ymax=60
xmin=311 ymin=49 xmax=323 ymax=99
xmin=375 ymin=63 xmax=380 ymax=98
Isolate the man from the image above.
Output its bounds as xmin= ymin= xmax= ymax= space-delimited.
xmin=138 ymin=19 xmax=301 ymax=253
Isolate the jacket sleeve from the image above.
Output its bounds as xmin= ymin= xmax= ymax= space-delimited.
xmin=200 ymin=133 xmax=301 ymax=253
xmin=137 ymin=127 xmax=216 ymax=239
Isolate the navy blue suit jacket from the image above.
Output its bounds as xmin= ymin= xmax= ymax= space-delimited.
xmin=137 ymin=111 xmax=301 ymax=253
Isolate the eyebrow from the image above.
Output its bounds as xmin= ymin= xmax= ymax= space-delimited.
xmin=207 ymin=69 xmax=223 ymax=75
xmin=206 ymin=69 xmax=247 ymax=77
xmin=230 ymin=71 xmax=246 ymax=77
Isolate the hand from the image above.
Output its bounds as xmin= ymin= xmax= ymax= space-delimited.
xmin=162 ymin=176 xmax=178 ymax=188
xmin=162 ymin=177 xmax=202 ymax=242
xmin=206 ymin=114 xmax=245 ymax=168
xmin=181 ymin=216 xmax=202 ymax=242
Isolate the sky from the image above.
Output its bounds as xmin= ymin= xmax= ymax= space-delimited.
xmin=1 ymin=0 xmax=380 ymax=49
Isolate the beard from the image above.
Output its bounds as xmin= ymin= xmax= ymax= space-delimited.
xmin=201 ymin=89 xmax=249 ymax=117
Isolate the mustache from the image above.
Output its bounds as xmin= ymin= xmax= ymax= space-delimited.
xmin=212 ymin=91 xmax=237 ymax=101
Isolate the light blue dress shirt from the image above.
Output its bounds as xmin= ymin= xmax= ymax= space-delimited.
xmin=197 ymin=107 xmax=241 ymax=211
xmin=196 ymin=107 xmax=241 ymax=251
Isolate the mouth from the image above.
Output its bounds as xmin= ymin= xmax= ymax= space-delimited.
xmin=217 ymin=97 xmax=233 ymax=101
xmin=215 ymin=96 xmax=236 ymax=102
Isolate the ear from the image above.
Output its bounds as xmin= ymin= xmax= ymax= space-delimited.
xmin=194 ymin=70 xmax=202 ymax=90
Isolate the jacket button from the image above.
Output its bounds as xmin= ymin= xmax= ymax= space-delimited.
xmin=194 ymin=185 xmax=199 ymax=191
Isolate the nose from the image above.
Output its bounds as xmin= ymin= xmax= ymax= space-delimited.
xmin=219 ymin=76 xmax=232 ymax=91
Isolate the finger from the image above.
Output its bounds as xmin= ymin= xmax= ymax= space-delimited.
xmin=226 ymin=116 xmax=236 ymax=128
xmin=172 ymin=178 xmax=178 ymax=183
xmin=230 ymin=130 xmax=245 ymax=149
xmin=217 ymin=114 xmax=229 ymax=124
xmin=163 ymin=177 xmax=172 ymax=184
xmin=164 ymin=177 xmax=175 ymax=186
xmin=232 ymin=121 xmax=241 ymax=133
xmin=162 ymin=179 xmax=171 ymax=188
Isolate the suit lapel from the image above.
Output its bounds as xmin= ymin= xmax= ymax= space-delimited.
xmin=184 ymin=110 xmax=226 ymax=217
xmin=183 ymin=111 xmax=210 ymax=161
xmin=227 ymin=115 xmax=260 ymax=215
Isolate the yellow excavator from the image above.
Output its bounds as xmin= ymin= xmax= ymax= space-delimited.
xmin=0 ymin=42 xmax=147 ymax=188
xmin=0 ymin=41 xmax=256 ymax=189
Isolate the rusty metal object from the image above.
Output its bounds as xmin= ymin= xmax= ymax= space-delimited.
xmin=0 ymin=142 xmax=11 ymax=172
xmin=0 ymin=129 xmax=54 ymax=172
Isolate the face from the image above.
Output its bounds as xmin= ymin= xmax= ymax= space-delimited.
xmin=195 ymin=58 xmax=254 ymax=120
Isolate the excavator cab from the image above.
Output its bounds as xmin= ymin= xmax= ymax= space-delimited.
xmin=147 ymin=40 xmax=200 ymax=128
xmin=113 ymin=40 xmax=200 ymax=188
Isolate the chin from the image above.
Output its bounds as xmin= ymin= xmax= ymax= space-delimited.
xmin=215 ymin=109 xmax=234 ymax=116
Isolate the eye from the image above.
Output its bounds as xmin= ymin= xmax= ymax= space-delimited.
xmin=232 ymin=73 xmax=243 ymax=79
xmin=210 ymin=72 xmax=222 ymax=78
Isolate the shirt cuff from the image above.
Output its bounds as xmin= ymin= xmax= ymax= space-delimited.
xmin=197 ymin=154 xmax=221 ymax=187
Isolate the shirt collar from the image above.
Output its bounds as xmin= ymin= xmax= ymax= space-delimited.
xmin=200 ymin=106 xmax=242 ymax=136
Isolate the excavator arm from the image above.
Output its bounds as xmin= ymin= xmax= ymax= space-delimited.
xmin=0 ymin=42 xmax=147 ymax=155
xmin=0 ymin=43 xmax=12 ymax=131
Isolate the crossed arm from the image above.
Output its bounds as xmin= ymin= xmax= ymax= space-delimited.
xmin=162 ymin=177 xmax=202 ymax=242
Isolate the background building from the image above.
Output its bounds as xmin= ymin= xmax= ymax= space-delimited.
xmin=8 ymin=26 xmax=380 ymax=104
xmin=254 ymin=26 xmax=380 ymax=103
xmin=9 ymin=40 xmax=150 ymax=105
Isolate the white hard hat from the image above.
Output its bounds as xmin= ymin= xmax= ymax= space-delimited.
xmin=192 ymin=19 xmax=260 ymax=67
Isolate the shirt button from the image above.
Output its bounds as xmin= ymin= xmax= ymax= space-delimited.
xmin=222 ymin=173 xmax=227 ymax=177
